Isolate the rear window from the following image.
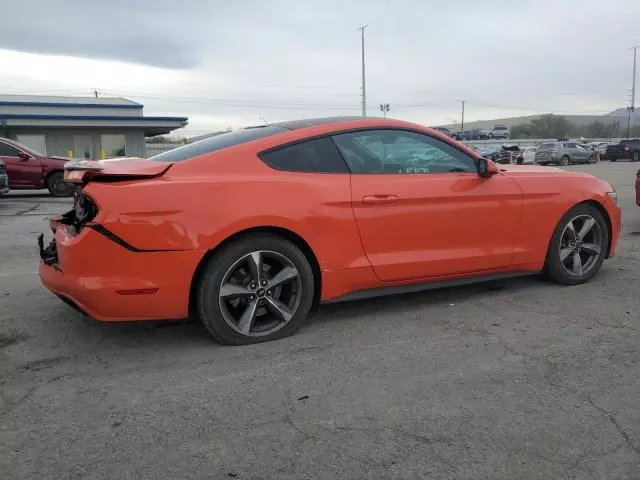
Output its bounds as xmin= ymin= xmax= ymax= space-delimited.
xmin=150 ymin=126 xmax=287 ymax=163
xmin=259 ymin=137 xmax=349 ymax=173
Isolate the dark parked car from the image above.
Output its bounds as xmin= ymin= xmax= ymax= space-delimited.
xmin=0 ymin=160 xmax=9 ymax=195
xmin=606 ymin=139 xmax=640 ymax=162
xmin=430 ymin=127 xmax=456 ymax=138
xmin=0 ymin=138 xmax=74 ymax=196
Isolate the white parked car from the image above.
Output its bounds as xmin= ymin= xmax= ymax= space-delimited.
xmin=520 ymin=146 xmax=537 ymax=164
xmin=489 ymin=125 xmax=510 ymax=139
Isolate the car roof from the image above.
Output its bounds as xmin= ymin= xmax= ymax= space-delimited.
xmin=271 ymin=116 xmax=369 ymax=130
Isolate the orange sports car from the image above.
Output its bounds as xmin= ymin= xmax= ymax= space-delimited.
xmin=39 ymin=117 xmax=621 ymax=345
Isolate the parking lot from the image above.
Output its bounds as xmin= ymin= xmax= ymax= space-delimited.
xmin=1 ymin=163 xmax=639 ymax=480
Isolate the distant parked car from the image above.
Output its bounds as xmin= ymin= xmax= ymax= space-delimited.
xmin=476 ymin=145 xmax=519 ymax=164
xmin=489 ymin=125 xmax=510 ymax=139
xmin=587 ymin=142 xmax=610 ymax=160
xmin=606 ymin=139 xmax=640 ymax=162
xmin=430 ymin=127 xmax=455 ymax=138
xmin=461 ymin=129 xmax=489 ymax=140
xmin=535 ymin=141 xmax=597 ymax=166
xmin=636 ymin=168 xmax=640 ymax=206
xmin=518 ymin=146 xmax=537 ymax=165
xmin=0 ymin=138 xmax=74 ymax=197
xmin=0 ymin=160 xmax=9 ymax=195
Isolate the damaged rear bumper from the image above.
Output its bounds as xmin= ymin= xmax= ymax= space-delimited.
xmin=39 ymin=219 xmax=204 ymax=322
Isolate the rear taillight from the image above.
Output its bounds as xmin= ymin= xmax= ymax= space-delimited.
xmin=624 ymin=146 xmax=631 ymax=152
xmin=74 ymin=194 xmax=98 ymax=231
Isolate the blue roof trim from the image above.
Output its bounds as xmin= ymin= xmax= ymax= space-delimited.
xmin=0 ymin=114 xmax=188 ymax=122
xmin=0 ymin=101 xmax=142 ymax=108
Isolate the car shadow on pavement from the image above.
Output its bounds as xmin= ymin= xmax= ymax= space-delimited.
xmin=50 ymin=274 xmax=546 ymax=348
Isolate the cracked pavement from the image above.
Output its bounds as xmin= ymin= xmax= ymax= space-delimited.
xmin=1 ymin=166 xmax=640 ymax=480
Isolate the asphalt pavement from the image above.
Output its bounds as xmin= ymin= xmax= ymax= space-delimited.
xmin=1 ymin=165 xmax=640 ymax=480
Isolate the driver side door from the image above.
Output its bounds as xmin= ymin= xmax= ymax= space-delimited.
xmin=332 ymin=129 xmax=523 ymax=282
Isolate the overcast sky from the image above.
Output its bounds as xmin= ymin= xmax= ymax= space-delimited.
xmin=1 ymin=0 xmax=639 ymax=136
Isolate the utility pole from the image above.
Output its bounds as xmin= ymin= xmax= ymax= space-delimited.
xmin=358 ymin=25 xmax=368 ymax=117
xmin=93 ymin=89 xmax=99 ymax=98
xmin=459 ymin=100 xmax=466 ymax=132
xmin=628 ymin=45 xmax=640 ymax=138
xmin=379 ymin=103 xmax=390 ymax=118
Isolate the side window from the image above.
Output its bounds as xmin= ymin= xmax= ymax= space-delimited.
xmin=0 ymin=142 xmax=21 ymax=157
xmin=566 ymin=143 xmax=577 ymax=148
xmin=259 ymin=137 xmax=349 ymax=173
xmin=332 ymin=129 xmax=477 ymax=174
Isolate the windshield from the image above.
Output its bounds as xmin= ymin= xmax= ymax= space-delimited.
xmin=150 ymin=126 xmax=287 ymax=163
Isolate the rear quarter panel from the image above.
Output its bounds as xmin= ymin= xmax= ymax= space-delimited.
xmin=84 ymin=149 xmax=369 ymax=272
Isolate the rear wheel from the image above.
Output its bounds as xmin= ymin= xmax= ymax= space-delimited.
xmin=633 ymin=151 xmax=639 ymax=162
xmin=195 ymin=234 xmax=314 ymax=345
xmin=560 ymin=155 xmax=570 ymax=166
xmin=544 ymin=204 xmax=608 ymax=285
xmin=46 ymin=172 xmax=75 ymax=197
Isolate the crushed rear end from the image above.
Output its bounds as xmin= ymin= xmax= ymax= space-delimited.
xmin=38 ymin=158 xmax=203 ymax=321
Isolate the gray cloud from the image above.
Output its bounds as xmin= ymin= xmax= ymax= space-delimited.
xmin=3 ymin=0 xmax=640 ymax=132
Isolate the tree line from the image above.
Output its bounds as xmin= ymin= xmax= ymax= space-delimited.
xmin=510 ymin=114 xmax=640 ymax=139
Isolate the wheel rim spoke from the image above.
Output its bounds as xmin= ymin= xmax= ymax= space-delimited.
xmin=560 ymin=247 xmax=573 ymax=261
xmin=237 ymin=300 xmax=259 ymax=334
xmin=571 ymin=253 xmax=583 ymax=275
xmin=565 ymin=221 xmax=577 ymax=241
xmin=219 ymin=283 xmax=252 ymax=298
xmin=577 ymin=218 xmax=595 ymax=239
xmin=265 ymin=297 xmax=294 ymax=323
xmin=581 ymin=243 xmax=601 ymax=256
xmin=268 ymin=266 xmax=298 ymax=288
xmin=247 ymin=251 xmax=262 ymax=284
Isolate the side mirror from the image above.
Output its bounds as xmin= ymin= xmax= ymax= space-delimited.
xmin=478 ymin=158 xmax=499 ymax=177
xmin=18 ymin=152 xmax=31 ymax=161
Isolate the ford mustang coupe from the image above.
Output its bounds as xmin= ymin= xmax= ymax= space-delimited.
xmin=39 ymin=117 xmax=621 ymax=345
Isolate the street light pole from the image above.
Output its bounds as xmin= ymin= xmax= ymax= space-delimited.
xmin=628 ymin=45 xmax=640 ymax=138
xmin=358 ymin=25 xmax=368 ymax=117
xmin=459 ymin=100 xmax=466 ymax=133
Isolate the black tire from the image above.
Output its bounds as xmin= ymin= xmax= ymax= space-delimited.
xmin=544 ymin=203 xmax=609 ymax=286
xmin=559 ymin=155 xmax=570 ymax=166
xmin=633 ymin=151 xmax=639 ymax=162
xmin=195 ymin=234 xmax=315 ymax=345
xmin=610 ymin=157 xmax=617 ymax=162
xmin=46 ymin=171 xmax=75 ymax=197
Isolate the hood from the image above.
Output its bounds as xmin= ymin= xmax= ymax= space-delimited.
xmin=498 ymin=164 xmax=563 ymax=174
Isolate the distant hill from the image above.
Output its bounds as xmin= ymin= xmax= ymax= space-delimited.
xmin=606 ymin=108 xmax=640 ymax=117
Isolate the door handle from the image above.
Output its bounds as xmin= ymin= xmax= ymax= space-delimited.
xmin=362 ymin=194 xmax=399 ymax=205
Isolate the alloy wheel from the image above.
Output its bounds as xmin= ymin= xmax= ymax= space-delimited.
xmin=218 ymin=250 xmax=302 ymax=337
xmin=558 ymin=214 xmax=604 ymax=277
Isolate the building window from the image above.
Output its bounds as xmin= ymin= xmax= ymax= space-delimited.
xmin=16 ymin=135 xmax=47 ymax=156
xmin=101 ymin=134 xmax=126 ymax=158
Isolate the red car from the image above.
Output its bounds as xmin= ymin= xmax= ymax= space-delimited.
xmin=0 ymin=137 xmax=74 ymax=197
xmin=39 ymin=117 xmax=621 ymax=345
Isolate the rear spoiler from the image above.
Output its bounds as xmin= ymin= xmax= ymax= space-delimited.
xmin=64 ymin=159 xmax=172 ymax=185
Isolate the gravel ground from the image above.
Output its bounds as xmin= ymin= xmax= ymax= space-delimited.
xmin=1 ymin=163 xmax=639 ymax=480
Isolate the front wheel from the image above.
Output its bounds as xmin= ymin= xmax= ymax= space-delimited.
xmin=544 ymin=204 xmax=609 ymax=285
xmin=46 ymin=172 xmax=75 ymax=197
xmin=194 ymin=234 xmax=315 ymax=345
xmin=559 ymin=156 xmax=570 ymax=166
